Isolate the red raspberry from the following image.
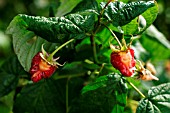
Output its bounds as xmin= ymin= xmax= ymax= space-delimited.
xmin=110 ymin=48 xmax=136 ymax=77
xmin=29 ymin=39 xmax=74 ymax=82
xmin=29 ymin=52 xmax=56 ymax=82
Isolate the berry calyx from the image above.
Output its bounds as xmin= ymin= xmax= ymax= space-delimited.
xmin=29 ymin=39 xmax=74 ymax=82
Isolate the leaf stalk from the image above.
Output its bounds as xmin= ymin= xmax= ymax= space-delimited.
xmin=126 ymin=80 xmax=146 ymax=98
xmin=103 ymin=24 xmax=123 ymax=48
xmin=48 ymin=39 xmax=74 ymax=61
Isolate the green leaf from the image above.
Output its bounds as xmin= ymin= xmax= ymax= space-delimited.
xmin=136 ymin=83 xmax=170 ymax=113
xmin=121 ymin=1 xmax=158 ymax=35
xmin=139 ymin=2 xmax=158 ymax=33
xmin=70 ymin=88 xmax=115 ymax=113
xmin=121 ymin=18 xmax=138 ymax=35
xmin=145 ymin=25 xmax=170 ymax=49
xmin=13 ymin=79 xmax=66 ymax=113
xmin=6 ymin=15 xmax=58 ymax=72
xmin=0 ymin=102 xmax=10 ymax=113
xmin=56 ymin=0 xmax=82 ymax=16
xmin=7 ymin=13 xmax=95 ymax=43
xmin=101 ymin=1 xmax=155 ymax=26
xmin=81 ymin=75 xmax=108 ymax=94
xmin=139 ymin=33 xmax=170 ymax=61
xmin=81 ymin=72 xmax=128 ymax=95
xmin=71 ymin=73 xmax=127 ymax=113
xmin=0 ymin=72 xmax=18 ymax=98
xmin=71 ymin=0 xmax=99 ymax=14
xmin=0 ymin=55 xmax=25 ymax=97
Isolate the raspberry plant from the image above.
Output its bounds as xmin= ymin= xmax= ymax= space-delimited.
xmin=0 ymin=0 xmax=170 ymax=113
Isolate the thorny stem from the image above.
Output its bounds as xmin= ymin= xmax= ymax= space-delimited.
xmin=126 ymin=80 xmax=146 ymax=98
xmin=48 ymin=38 xmax=75 ymax=61
xmin=103 ymin=24 xmax=123 ymax=48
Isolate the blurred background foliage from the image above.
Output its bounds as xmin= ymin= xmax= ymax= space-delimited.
xmin=0 ymin=0 xmax=170 ymax=113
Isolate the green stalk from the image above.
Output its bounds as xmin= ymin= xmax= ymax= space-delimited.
xmin=47 ymin=38 xmax=74 ymax=61
xmin=66 ymin=78 xmax=69 ymax=113
xmin=55 ymin=74 xmax=85 ymax=80
xmin=103 ymin=24 xmax=123 ymax=48
xmin=126 ymin=80 xmax=146 ymax=98
xmin=90 ymin=35 xmax=99 ymax=64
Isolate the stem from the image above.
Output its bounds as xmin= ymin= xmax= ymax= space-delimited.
xmin=89 ymin=0 xmax=114 ymax=64
xmin=66 ymin=78 xmax=69 ymax=113
xmin=126 ymin=80 xmax=146 ymax=98
xmin=55 ymin=74 xmax=85 ymax=80
xmin=90 ymin=35 xmax=99 ymax=64
xmin=48 ymin=39 xmax=74 ymax=61
xmin=96 ymin=63 xmax=106 ymax=77
xmin=103 ymin=24 xmax=123 ymax=48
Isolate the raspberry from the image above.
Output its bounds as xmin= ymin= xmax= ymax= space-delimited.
xmin=110 ymin=48 xmax=136 ymax=77
xmin=29 ymin=39 xmax=74 ymax=82
xmin=29 ymin=52 xmax=56 ymax=82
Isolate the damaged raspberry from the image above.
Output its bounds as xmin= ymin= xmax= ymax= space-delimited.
xmin=110 ymin=48 xmax=136 ymax=77
xmin=29 ymin=52 xmax=56 ymax=82
xmin=29 ymin=39 xmax=74 ymax=82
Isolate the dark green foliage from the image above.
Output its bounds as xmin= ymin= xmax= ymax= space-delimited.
xmin=13 ymin=78 xmax=84 ymax=113
xmin=0 ymin=55 xmax=26 ymax=97
xmin=81 ymin=73 xmax=128 ymax=112
xmin=13 ymin=79 xmax=66 ymax=113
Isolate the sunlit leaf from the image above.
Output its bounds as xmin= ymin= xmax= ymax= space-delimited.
xmin=7 ymin=13 xmax=95 ymax=43
xmin=101 ymin=1 xmax=155 ymax=26
xmin=139 ymin=33 xmax=170 ymax=61
xmin=145 ymin=25 xmax=170 ymax=49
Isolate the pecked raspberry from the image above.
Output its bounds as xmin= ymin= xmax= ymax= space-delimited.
xmin=29 ymin=39 xmax=74 ymax=82
xmin=110 ymin=48 xmax=136 ymax=77
xmin=29 ymin=52 xmax=56 ymax=82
